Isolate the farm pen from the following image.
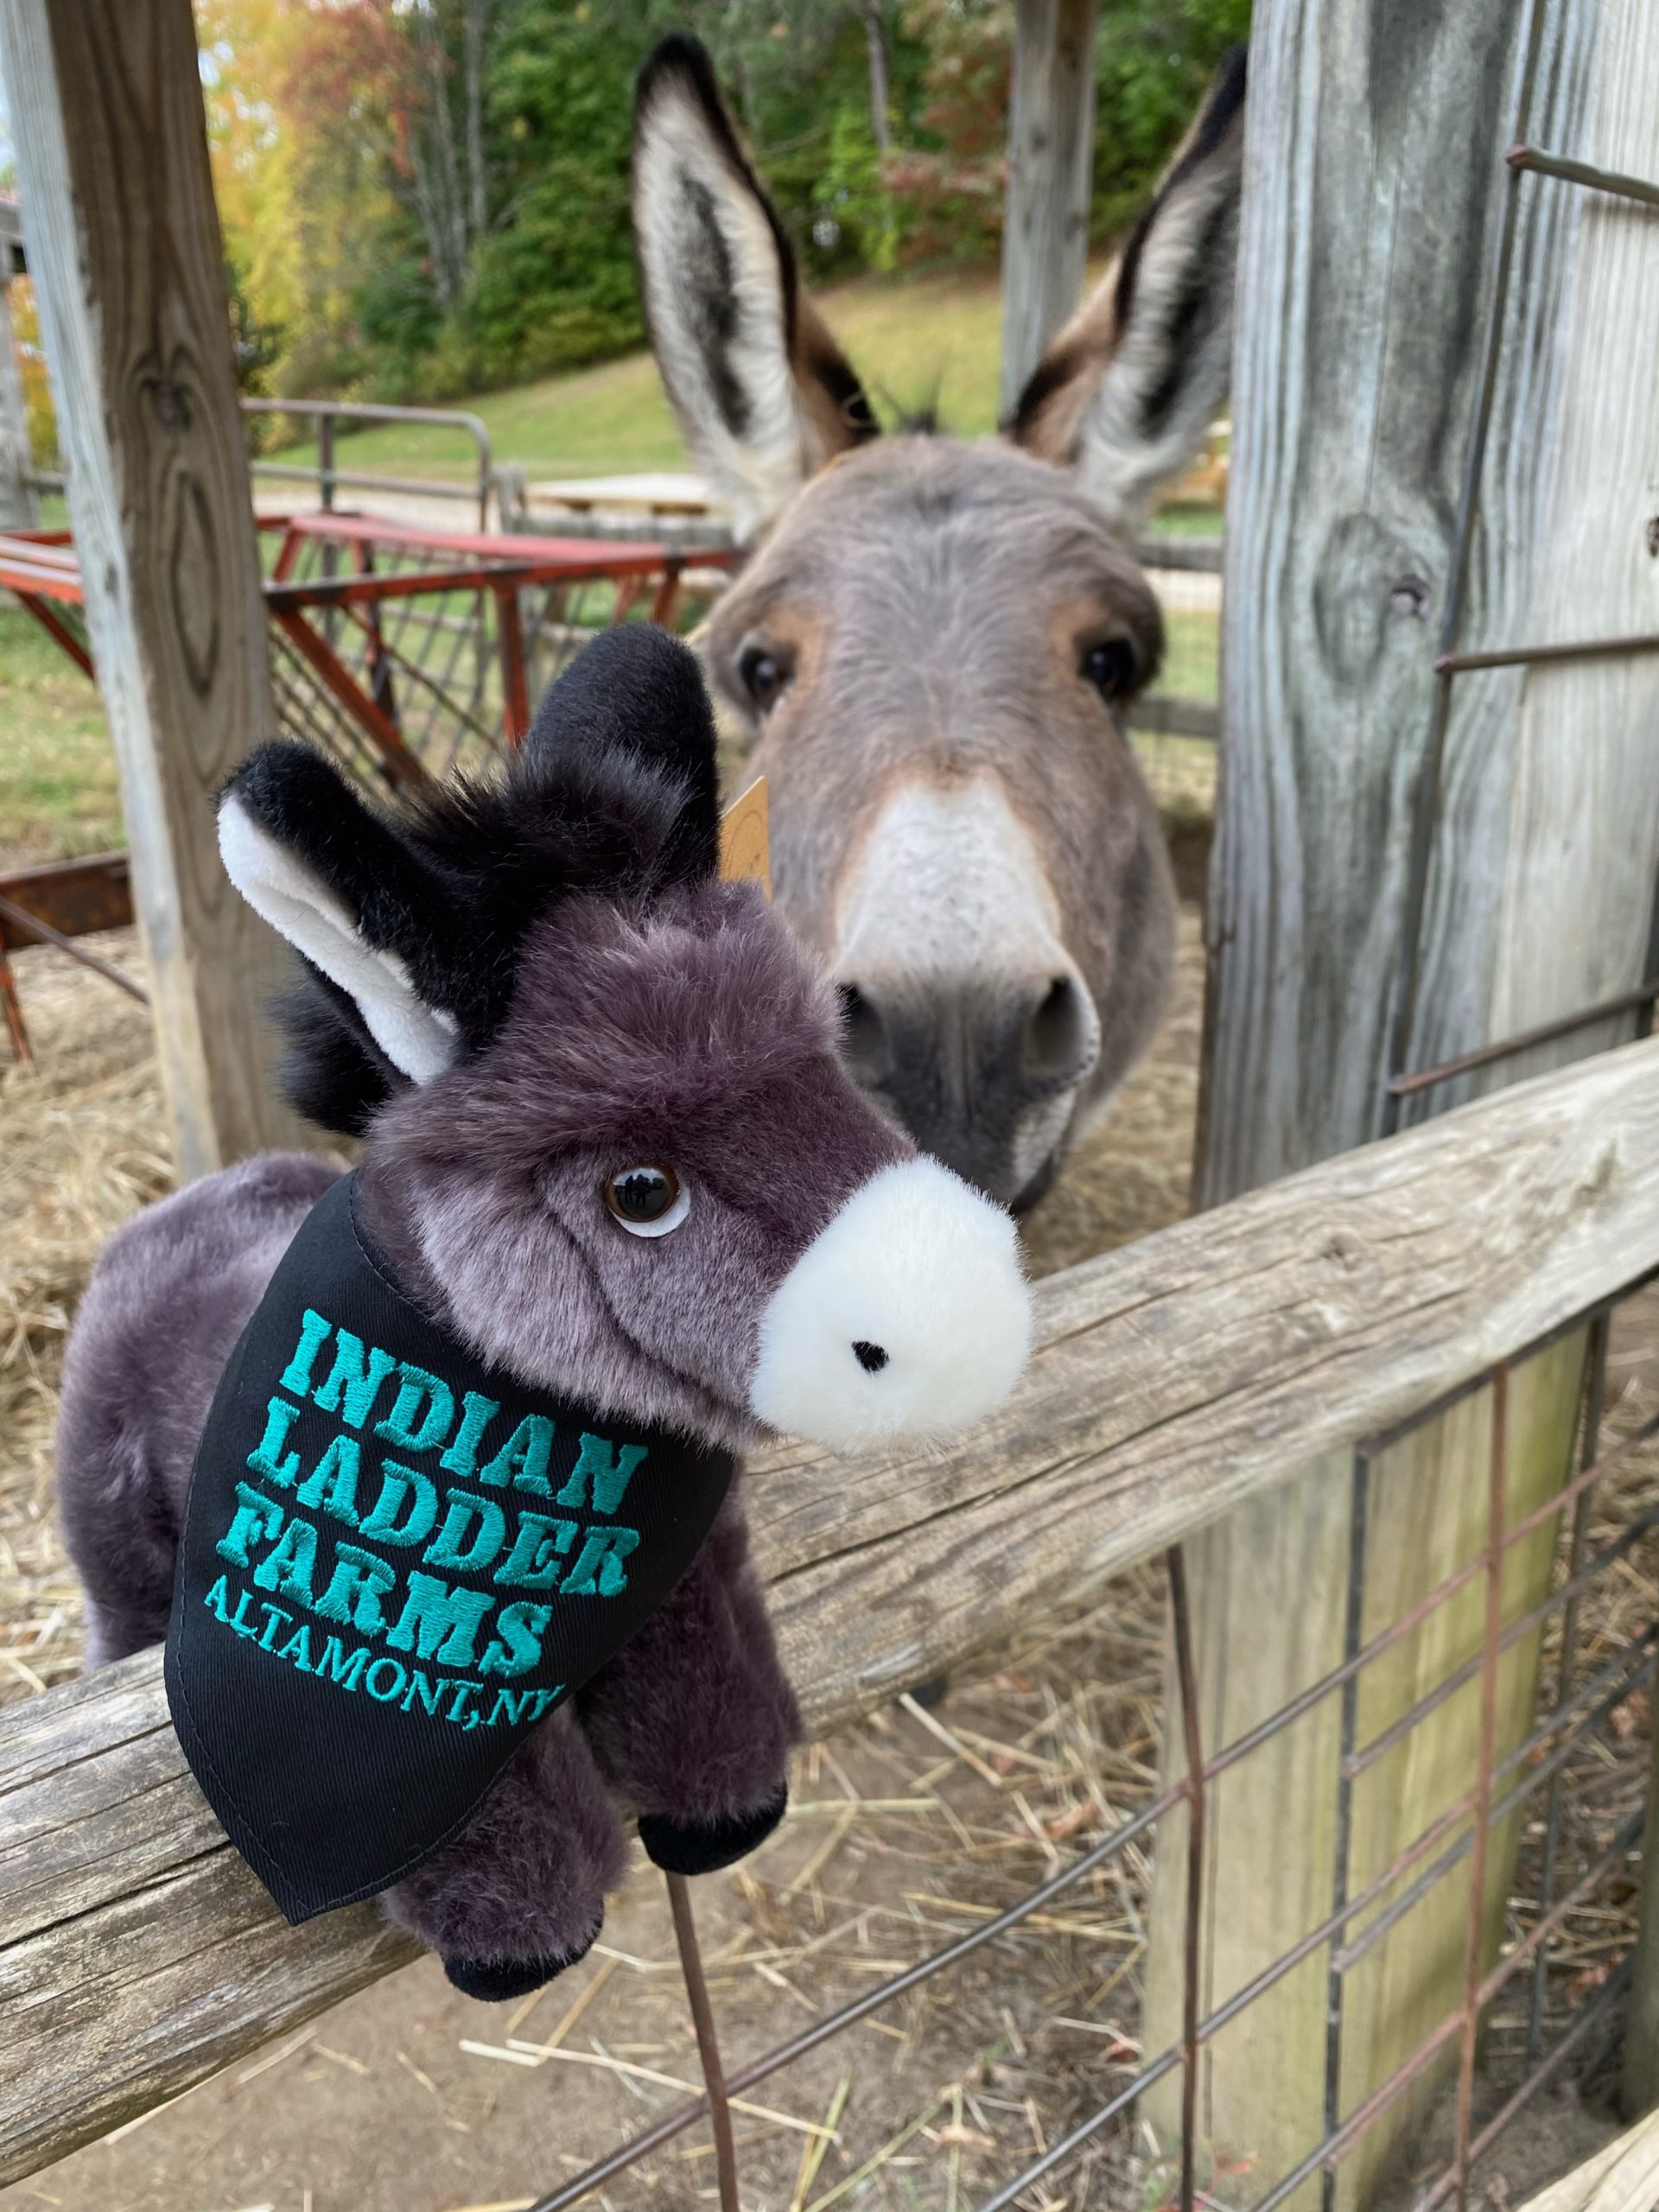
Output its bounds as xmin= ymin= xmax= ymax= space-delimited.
xmin=3 ymin=0 xmax=1659 ymax=2204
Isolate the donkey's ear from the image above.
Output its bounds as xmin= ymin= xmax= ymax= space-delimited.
xmin=1006 ymin=46 xmax=1247 ymax=531
xmin=218 ymin=743 xmax=463 ymax=1085
xmin=632 ymin=34 xmax=878 ymax=538
xmin=524 ymin=626 xmax=720 ymax=885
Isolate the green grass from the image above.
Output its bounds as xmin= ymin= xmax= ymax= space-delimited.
xmin=0 ymin=262 xmax=1224 ymax=868
xmin=261 ymin=264 xmax=1055 ymax=486
xmin=0 ymin=607 xmax=121 ymax=872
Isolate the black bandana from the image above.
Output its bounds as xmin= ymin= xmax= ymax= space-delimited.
xmin=165 ymin=1173 xmax=734 ymax=1924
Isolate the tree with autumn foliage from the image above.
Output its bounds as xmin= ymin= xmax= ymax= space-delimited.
xmin=196 ymin=0 xmax=1248 ymax=405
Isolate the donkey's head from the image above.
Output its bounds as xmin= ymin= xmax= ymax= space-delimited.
xmin=633 ymin=36 xmax=1245 ymax=1207
xmin=218 ymin=626 xmax=1031 ymax=1455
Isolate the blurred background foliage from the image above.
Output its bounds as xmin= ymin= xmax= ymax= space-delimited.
xmin=192 ymin=0 xmax=1249 ymax=410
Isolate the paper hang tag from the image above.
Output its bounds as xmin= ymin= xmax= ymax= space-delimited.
xmin=718 ymin=777 xmax=771 ymax=899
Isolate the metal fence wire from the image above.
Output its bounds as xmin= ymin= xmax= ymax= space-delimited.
xmin=517 ymin=1286 xmax=1657 ymax=2212
xmin=502 ymin=7 xmax=1659 ymax=2208
xmin=257 ymin=512 xmax=736 ymax=792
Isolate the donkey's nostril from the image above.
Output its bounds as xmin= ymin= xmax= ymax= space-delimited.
xmin=1023 ymin=974 xmax=1093 ymax=1087
xmin=836 ymin=982 xmax=891 ymax=1084
xmin=853 ymin=1339 xmax=889 ymax=1374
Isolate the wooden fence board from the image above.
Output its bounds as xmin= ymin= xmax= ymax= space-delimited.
xmin=6 ymin=1034 xmax=1659 ymax=2181
xmin=1519 ymin=2108 xmax=1659 ymax=2212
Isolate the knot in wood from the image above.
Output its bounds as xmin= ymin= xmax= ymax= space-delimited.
xmin=1313 ymin=513 xmax=1427 ymax=683
xmin=143 ymin=376 xmax=194 ymax=436
xmin=1320 ymin=1227 xmax=1368 ymax=1274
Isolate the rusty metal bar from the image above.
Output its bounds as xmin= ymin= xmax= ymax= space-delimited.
xmin=1452 ymin=1365 xmax=1508 ymax=2211
xmin=527 ymin=1778 xmax=1184 ymax=2210
xmin=1321 ymin=1450 xmax=1371 ymax=2212
xmin=496 ymin=584 xmax=531 ymax=747
xmin=975 ymin=2050 xmax=1184 ymax=2212
xmin=266 ymin=561 xmax=590 ymax=609
xmin=665 ymin=1872 xmax=740 ymax=2212
xmin=1253 ymin=2010 xmax=1470 ymax=2212
xmin=1476 ymin=1805 xmax=1645 ymax=2018
xmin=1415 ymin=1957 xmax=1634 ymax=2211
xmin=517 ymin=1257 xmax=1656 ymax=2212
xmin=275 ymin=506 xmax=738 ymax=579
xmin=12 ymin=588 xmax=92 ymax=677
xmin=1167 ymin=1546 xmax=1205 ymax=2212
xmin=0 ymin=945 xmax=30 ymax=1061
xmin=270 ymin=607 xmax=429 ymax=790
xmin=1389 ymin=977 xmax=1659 ymax=1098
xmin=0 ymin=851 xmax=131 ymax=950
xmin=1379 ymin=0 xmax=1552 ymax=1138
xmin=1204 ymin=1402 xmax=1659 ymax=1804
xmin=1507 ymin=142 xmax=1659 ymax=208
xmin=0 ymin=889 xmax=148 ymax=1002
xmin=1435 ymin=629 xmax=1659 ymax=675
xmin=1415 ymin=1964 xmax=1637 ymax=2202
xmin=1344 ymin=1498 xmax=1659 ymax=1782
xmin=353 ymin=538 xmax=398 ymax=730
xmin=647 ymin=556 xmax=684 ymax=632
xmin=1529 ymin=1320 xmax=1609 ymax=2058
xmin=1272 ymin=1805 xmax=1648 ymax=2212
xmin=333 ymin=601 xmax=505 ymax=762
xmin=1333 ymin=1634 xmax=1658 ymax=1978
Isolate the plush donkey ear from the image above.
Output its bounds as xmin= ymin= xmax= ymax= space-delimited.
xmin=218 ymin=743 xmax=464 ymax=1085
xmin=1006 ymin=46 xmax=1247 ymax=532
xmin=524 ymin=625 xmax=721 ymax=886
xmin=632 ymin=34 xmax=878 ymax=539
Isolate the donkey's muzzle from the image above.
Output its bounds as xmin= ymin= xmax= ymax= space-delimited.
xmin=836 ymin=969 xmax=1101 ymax=1209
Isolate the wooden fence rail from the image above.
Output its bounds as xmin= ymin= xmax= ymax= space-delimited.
xmin=7 ymin=1035 xmax=1659 ymax=2184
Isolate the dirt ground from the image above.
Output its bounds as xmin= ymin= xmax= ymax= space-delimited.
xmin=3 ymin=867 xmax=1654 ymax=2212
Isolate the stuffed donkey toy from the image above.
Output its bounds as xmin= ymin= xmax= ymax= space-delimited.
xmin=56 ymin=626 xmax=1032 ymax=2000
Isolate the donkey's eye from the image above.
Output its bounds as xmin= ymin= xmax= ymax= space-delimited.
xmin=1080 ymin=637 xmax=1140 ymax=702
xmin=603 ymin=1164 xmax=690 ymax=1239
xmin=738 ymin=646 xmax=791 ymax=713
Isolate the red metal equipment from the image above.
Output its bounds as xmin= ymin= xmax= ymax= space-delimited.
xmin=0 ymin=512 xmax=736 ymax=1055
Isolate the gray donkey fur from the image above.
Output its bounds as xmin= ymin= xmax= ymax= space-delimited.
xmin=57 ymin=626 xmax=1030 ymax=2000
xmin=632 ymin=38 xmax=1247 ymax=1207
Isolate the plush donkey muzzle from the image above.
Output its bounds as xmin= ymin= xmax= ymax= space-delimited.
xmin=750 ymin=1156 xmax=1029 ymax=1450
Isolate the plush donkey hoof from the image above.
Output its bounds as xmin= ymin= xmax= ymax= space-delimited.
xmin=443 ymin=1923 xmax=600 ymax=2002
xmin=639 ymin=1784 xmax=789 ymax=1876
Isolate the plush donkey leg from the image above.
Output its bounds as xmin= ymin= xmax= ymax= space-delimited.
xmin=578 ymin=1494 xmax=800 ymax=1876
xmin=384 ymin=1702 xmax=626 ymax=2001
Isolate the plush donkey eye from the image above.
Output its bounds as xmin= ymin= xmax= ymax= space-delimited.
xmin=1080 ymin=637 xmax=1141 ymax=702
xmin=603 ymin=1164 xmax=690 ymax=1238
xmin=738 ymin=646 xmax=791 ymax=713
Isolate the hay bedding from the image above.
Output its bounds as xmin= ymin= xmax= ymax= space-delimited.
xmin=2 ymin=913 xmax=1656 ymax=2212
xmin=0 ymin=930 xmax=170 ymax=1703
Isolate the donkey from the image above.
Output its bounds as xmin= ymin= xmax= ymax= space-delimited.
xmin=632 ymin=36 xmax=1246 ymax=1208
xmin=56 ymin=626 xmax=1031 ymax=1997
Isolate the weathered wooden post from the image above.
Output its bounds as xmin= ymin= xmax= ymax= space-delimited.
xmin=1143 ymin=0 xmax=1659 ymax=2200
xmin=998 ymin=0 xmax=1098 ymax=416
xmin=0 ymin=0 xmax=311 ymax=1177
xmin=1624 ymin=1694 xmax=1659 ymax=2116
xmin=0 ymin=206 xmax=38 ymax=530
